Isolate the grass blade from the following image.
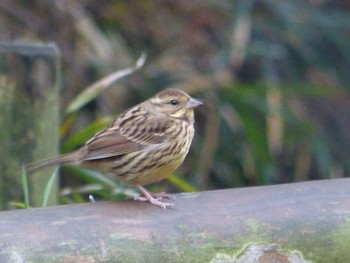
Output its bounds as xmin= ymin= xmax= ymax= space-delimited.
xmin=167 ymin=174 xmax=197 ymax=192
xmin=42 ymin=168 xmax=58 ymax=207
xmin=21 ymin=165 xmax=30 ymax=209
xmin=65 ymin=52 xmax=147 ymax=114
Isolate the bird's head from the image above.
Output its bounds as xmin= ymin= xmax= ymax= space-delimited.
xmin=148 ymin=88 xmax=203 ymax=121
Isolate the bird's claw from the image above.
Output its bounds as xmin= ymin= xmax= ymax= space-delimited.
xmin=134 ymin=184 xmax=174 ymax=209
xmin=150 ymin=192 xmax=172 ymax=200
xmin=134 ymin=195 xmax=174 ymax=209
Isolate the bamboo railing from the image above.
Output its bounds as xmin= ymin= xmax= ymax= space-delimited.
xmin=1 ymin=178 xmax=350 ymax=262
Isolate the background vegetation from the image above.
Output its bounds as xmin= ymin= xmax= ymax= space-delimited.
xmin=1 ymin=0 xmax=350 ymax=209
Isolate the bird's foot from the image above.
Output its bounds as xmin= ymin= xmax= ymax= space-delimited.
xmin=150 ymin=191 xmax=172 ymax=200
xmin=134 ymin=184 xmax=174 ymax=209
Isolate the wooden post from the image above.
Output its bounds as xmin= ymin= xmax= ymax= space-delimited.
xmin=1 ymin=178 xmax=350 ymax=262
xmin=0 ymin=41 xmax=60 ymax=209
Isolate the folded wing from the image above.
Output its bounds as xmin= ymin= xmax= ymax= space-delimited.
xmin=83 ymin=115 xmax=172 ymax=160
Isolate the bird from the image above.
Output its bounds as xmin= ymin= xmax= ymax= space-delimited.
xmin=26 ymin=88 xmax=203 ymax=209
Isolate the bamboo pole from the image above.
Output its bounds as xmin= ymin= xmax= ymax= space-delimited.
xmin=1 ymin=178 xmax=350 ymax=262
xmin=0 ymin=41 xmax=60 ymax=208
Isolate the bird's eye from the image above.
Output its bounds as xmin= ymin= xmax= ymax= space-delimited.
xmin=170 ymin=99 xmax=178 ymax=106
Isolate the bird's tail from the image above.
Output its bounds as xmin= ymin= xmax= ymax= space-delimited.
xmin=25 ymin=150 xmax=81 ymax=172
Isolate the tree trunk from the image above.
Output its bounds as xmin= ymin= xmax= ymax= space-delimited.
xmin=0 ymin=41 xmax=60 ymax=209
xmin=1 ymin=178 xmax=350 ymax=262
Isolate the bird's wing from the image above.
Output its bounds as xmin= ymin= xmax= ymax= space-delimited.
xmin=82 ymin=115 xmax=173 ymax=160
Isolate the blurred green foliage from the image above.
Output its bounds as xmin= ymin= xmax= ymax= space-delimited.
xmin=2 ymin=0 xmax=350 ymax=206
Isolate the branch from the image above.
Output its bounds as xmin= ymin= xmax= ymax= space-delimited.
xmin=1 ymin=178 xmax=350 ymax=262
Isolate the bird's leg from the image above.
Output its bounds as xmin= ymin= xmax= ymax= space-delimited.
xmin=134 ymin=184 xmax=174 ymax=209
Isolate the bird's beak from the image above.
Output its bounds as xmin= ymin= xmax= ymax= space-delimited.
xmin=186 ymin=98 xmax=203 ymax=109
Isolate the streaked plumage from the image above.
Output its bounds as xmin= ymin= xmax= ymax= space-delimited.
xmin=27 ymin=88 xmax=202 ymax=208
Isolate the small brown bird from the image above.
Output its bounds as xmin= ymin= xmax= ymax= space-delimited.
xmin=27 ymin=88 xmax=202 ymax=209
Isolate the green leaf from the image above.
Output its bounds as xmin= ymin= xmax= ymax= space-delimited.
xmin=167 ymin=174 xmax=197 ymax=192
xmin=21 ymin=165 xmax=30 ymax=209
xmin=9 ymin=202 xmax=27 ymax=209
xmin=42 ymin=168 xmax=58 ymax=207
xmin=65 ymin=52 xmax=147 ymax=114
xmin=63 ymin=166 xmax=117 ymax=188
xmin=61 ymin=117 xmax=112 ymax=152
